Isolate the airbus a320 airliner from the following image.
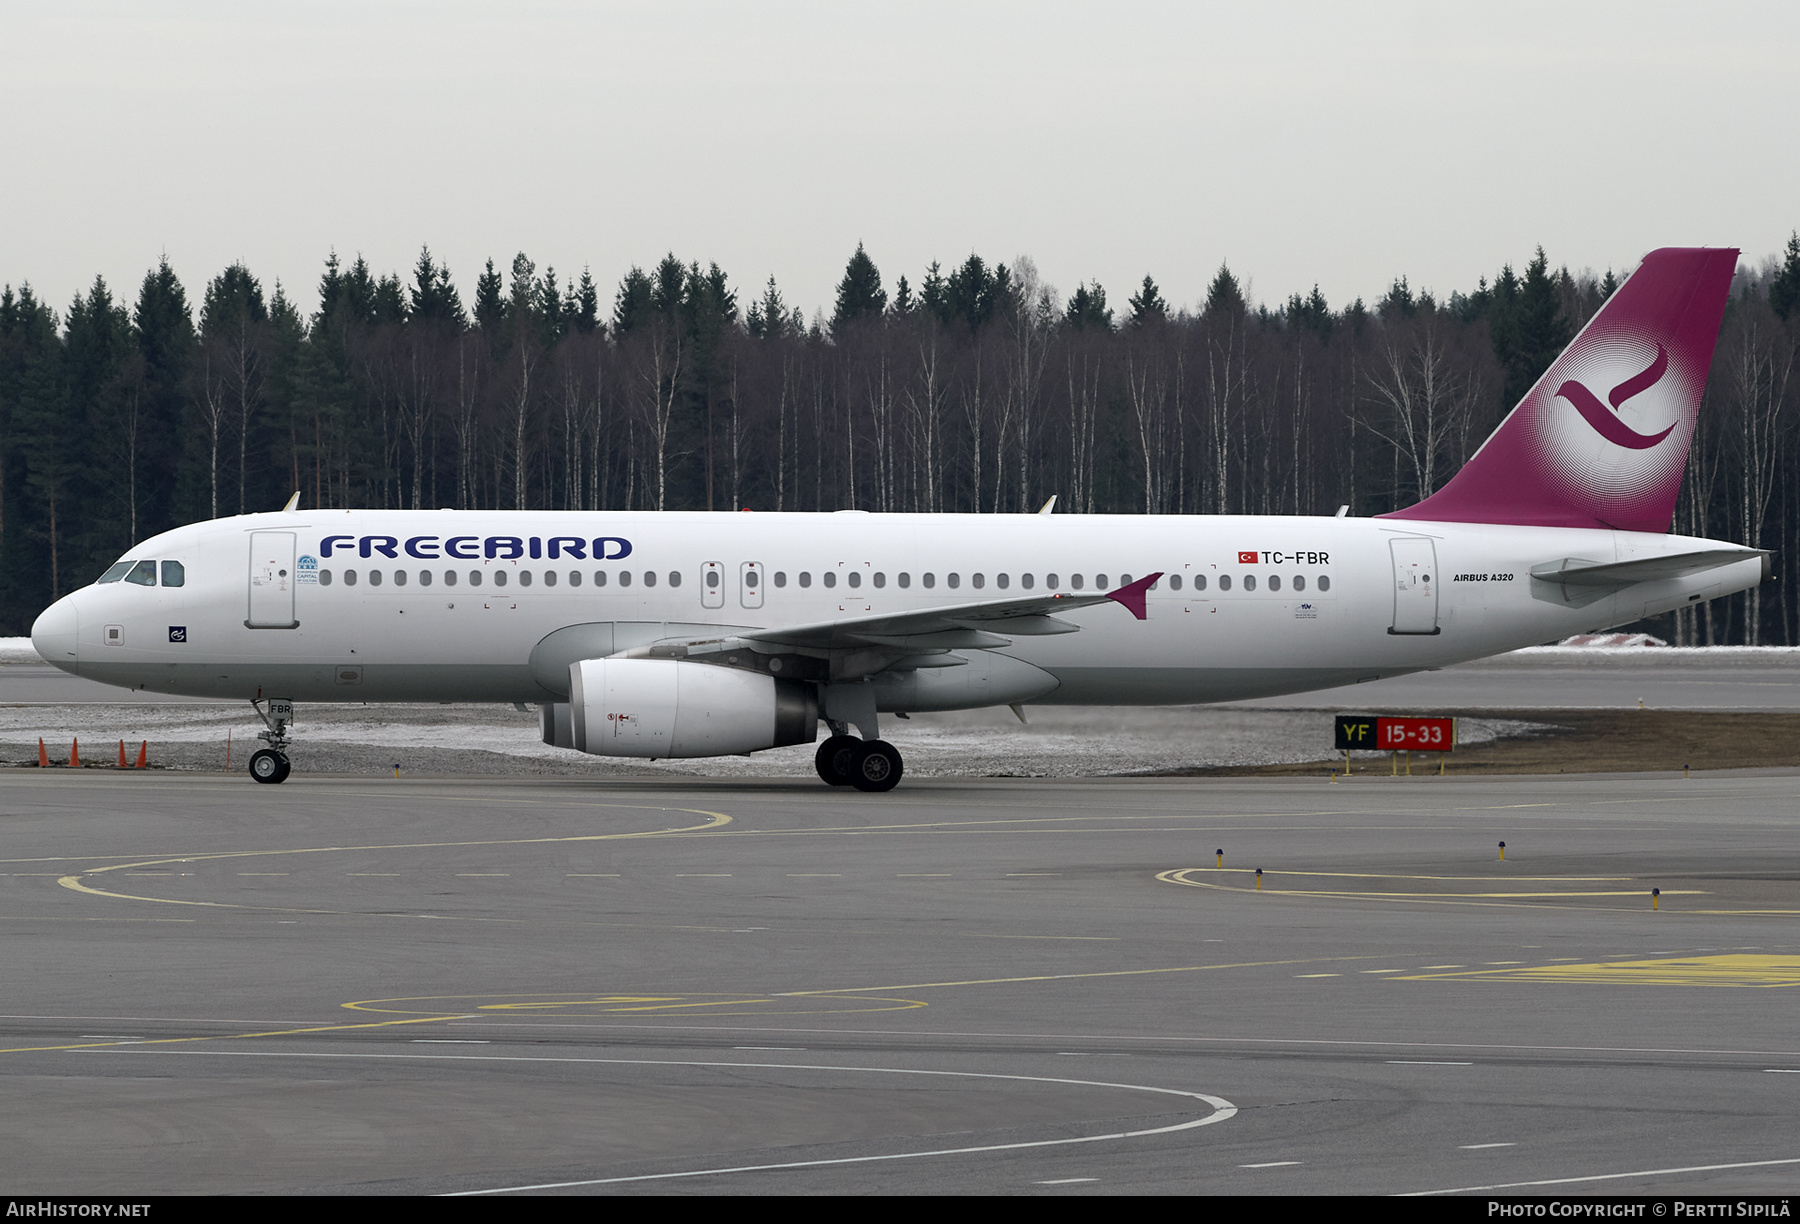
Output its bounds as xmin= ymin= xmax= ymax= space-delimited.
xmin=30 ymin=247 xmax=1764 ymax=790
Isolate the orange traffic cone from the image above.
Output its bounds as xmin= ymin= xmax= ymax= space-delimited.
xmin=38 ymin=738 xmax=48 ymax=768
xmin=69 ymin=738 xmax=80 ymax=768
xmin=118 ymin=739 xmax=127 ymax=768
xmin=135 ymin=741 xmax=148 ymax=768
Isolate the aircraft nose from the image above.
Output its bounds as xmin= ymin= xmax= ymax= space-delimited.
xmin=30 ymin=596 xmax=79 ymax=675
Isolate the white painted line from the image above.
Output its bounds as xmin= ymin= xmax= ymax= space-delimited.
xmin=1405 ymin=1156 xmax=1800 ymax=1196
xmin=735 ymin=1047 xmax=804 ymax=1051
xmin=1239 ymin=1161 xmax=1302 ymax=1169
xmin=1387 ymin=1060 xmax=1473 ymax=1065
xmin=1035 ymin=1177 xmax=1098 ymax=1184
xmin=1459 ymin=1143 xmax=1516 ymax=1149
xmin=411 ymin=1039 xmax=489 ymax=1044
xmin=89 ymin=1048 xmax=1236 ymax=1193
xmin=1764 ymin=1069 xmax=1800 ymax=1073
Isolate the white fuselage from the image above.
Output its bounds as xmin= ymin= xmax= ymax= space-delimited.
xmin=31 ymin=509 xmax=1762 ymax=713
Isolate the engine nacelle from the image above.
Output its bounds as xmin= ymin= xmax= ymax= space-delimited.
xmin=569 ymin=658 xmax=818 ymax=758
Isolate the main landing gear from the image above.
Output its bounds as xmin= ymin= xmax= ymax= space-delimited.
xmin=815 ymin=735 xmax=904 ymax=793
xmin=249 ymin=698 xmax=294 ymax=784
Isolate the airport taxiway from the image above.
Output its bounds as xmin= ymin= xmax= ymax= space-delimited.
xmin=5 ymin=769 xmax=1800 ymax=1194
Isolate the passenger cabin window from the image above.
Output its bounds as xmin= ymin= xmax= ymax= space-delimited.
xmin=847 ymin=572 xmax=860 ymax=589
xmin=159 ymin=560 xmax=185 ymax=587
xmin=972 ymin=573 xmax=985 ymax=589
xmin=1194 ymin=574 xmax=1207 ymax=591
xmin=542 ymin=571 xmax=555 ymax=587
xmin=1021 ymin=573 xmax=1033 ymax=589
xmin=320 ymin=570 xmax=334 ymax=586
xmin=898 ymin=573 xmax=910 ymax=588
xmin=493 ymin=570 xmax=507 ymax=587
xmin=369 ymin=570 xmax=383 ymax=587
xmin=97 ymin=561 xmax=133 ymax=584
xmin=1244 ymin=574 xmax=1257 ymax=591
xmin=344 ymin=569 xmax=359 ymax=586
xmin=923 ymin=573 xmax=935 ymax=589
xmin=125 ymin=560 xmax=158 ymax=586
xmin=873 ymin=572 xmax=886 ymax=588
xmin=618 ymin=571 xmax=630 ymax=587
xmin=468 ymin=571 xmax=481 ymax=587
xmin=644 ymin=571 xmax=656 ymax=587
xmin=595 ymin=571 xmax=607 ymax=587
xmin=996 ymin=573 xmax=1008 ymax=589
xmin=568 ymin=571 xmax=581 ymax=587
xmin=1070 ymin=574 xmax=1083 ymax=590
xmin=799 ymin=572 xmax=811 ymax=588
xmin=420 ymin=570 xmax=433 ymax=587
xmin=1169 ymin=574 xmax=1182 ymax=591
xmin=1219 ymin=575 xmax=1231 ymax=591
xmin=947 ymin=573 xmax=960 ymax=589
xmin=1293 ymin=575 xmax=1305 ymax=591
xmin=1045 ymin=574 xmax=1058 ymax=590
xmin=443 ymin=570 xmax=457 ymax=587
xmin=518 ymin=570 xmax=532 ymax=587
xmin=1097 ymin=574 xmax=1109 ymax=588
xmin=1268 ymin=575 xmax=1281 ymax=592
xmin=774 ymin=572 xmax=787 ymax=588
xmin=394 ymin=570 xmax=408 ymax=587
xmin=668 ymin=571 xmax=681 ymax=588
xmin=1318 ymin=575 xmax=1331 ymax=592
xmin=823 ymin=572 xmax=836 ymax=589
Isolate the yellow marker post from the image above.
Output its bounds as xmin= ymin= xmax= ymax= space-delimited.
xmin=1498 ymin=841 xmax=1506 ymax=861
xmin=1255 ymin=868 xmax=1263 ymax=891
xmin=1652 ymin=887 xmax=1660 ymax=911
xmin=1215 ymin=849 xmax=1223 ymax=868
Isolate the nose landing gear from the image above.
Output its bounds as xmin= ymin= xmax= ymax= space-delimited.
xmin=249 ymin=698 xmax=294 ymax=784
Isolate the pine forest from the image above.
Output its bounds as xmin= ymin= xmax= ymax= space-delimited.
xmin=3 ymin=238 xmax=1797 ymax=643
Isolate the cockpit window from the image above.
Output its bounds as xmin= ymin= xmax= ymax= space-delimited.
xmin=97 ymin=561 xmax=133 ymax=584
xmin=160 ymin=560 xmax=185 ymax=587
xmin=124 ymin=560 xmax=158 ymax=586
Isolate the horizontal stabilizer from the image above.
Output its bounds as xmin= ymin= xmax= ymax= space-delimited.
xmin=1530 ymin=548 xmax=1766 ymax=587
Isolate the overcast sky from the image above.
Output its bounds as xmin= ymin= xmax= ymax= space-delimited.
xmin=4 ymin=0 xmax=1796 ymax=322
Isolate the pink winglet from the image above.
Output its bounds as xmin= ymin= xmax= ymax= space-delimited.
xmin=1106 ymin=572 xmax=1163 ymax=620
xmin=1380 ymin=247 xmax=1737 ymax=533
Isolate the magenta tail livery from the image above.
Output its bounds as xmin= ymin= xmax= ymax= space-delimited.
xmin=1384 ymin=247 xmax=1736 ymax=532
xmin=31 ymin=246 xmax=1763 ymax=790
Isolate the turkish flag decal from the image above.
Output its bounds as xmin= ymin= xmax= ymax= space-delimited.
xmin=1237 ymin=550 xmax=1258 ymax=564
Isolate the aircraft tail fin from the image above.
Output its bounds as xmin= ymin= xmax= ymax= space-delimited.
xmin=1380 ymin=246 xmax=1737 ymax=533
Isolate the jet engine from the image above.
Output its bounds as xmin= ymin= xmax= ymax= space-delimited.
xmin=567 ymin=657 xmax=818 ymax=759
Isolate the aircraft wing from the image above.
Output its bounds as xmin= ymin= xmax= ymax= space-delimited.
xmin=739 ymin=572 xmax=1163 ymax=651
